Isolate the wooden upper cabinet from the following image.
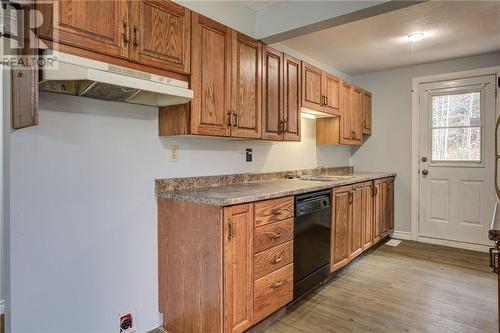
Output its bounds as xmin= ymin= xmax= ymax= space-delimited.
xmin=351 ymin=86 xmax=363 ymax=145
xmin=262 ymin=46 xmax=284 ymax=141
xmin=261 ymin=48 xmax=301 ymax=142
xmin=331 ymin=186 xmax=351 ymax=272
xmin=283 ymin=55 xmax=301 ymax=141
xmin=340 ymin=82 xmax=353 ymax=144
xmin=363 ymin=90 xmax=372 ymax=135
xmin=323 ymin=73 xmax=341 ymax=116
xmin=232 ymin=33 xmax=262 ymax=139
xmin=38 ymin=0 xmax=130 ymax=58
xmin=224 ymin=204 xmax=254 ymax=333
xmin=129 ymin=0 xmax=190 ymax=74
xmin=350 ymin=186 xmax=363 ymax=259
xmin=302 ymin=62 xmax=324 ymax=113
xmin=190 ymin=13 xmax=232 ymax=137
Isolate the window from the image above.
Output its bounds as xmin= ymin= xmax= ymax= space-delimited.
xmin=431 ymin=92 xmax=481 ymax=162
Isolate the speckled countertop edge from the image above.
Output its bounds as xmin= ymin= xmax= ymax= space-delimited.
xmin=156 ymin=171 xmax=396 ymax=206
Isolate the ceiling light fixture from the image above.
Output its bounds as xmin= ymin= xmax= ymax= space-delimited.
xmin=408 ymin=32 xmax=425 ymax=42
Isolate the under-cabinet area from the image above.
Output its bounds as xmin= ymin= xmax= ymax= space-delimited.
xmin=157 ymin=171 xmax=395 ymax=333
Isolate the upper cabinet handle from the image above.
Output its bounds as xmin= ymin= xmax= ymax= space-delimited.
xmin=232 ymin=112 xmax=238 ymax=128
xmin=133 ymin=26 xmax=139 ymax=49
xmin=283 ymin=120 xmax=288 ymax=133
xmin=122 ymin=21 xmax=129 ymax=46
xmin=227 ymin=111 xmax=232 ymax=127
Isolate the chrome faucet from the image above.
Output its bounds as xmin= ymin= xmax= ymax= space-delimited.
xmin=304 ymin=166 xmax=325 ymax=176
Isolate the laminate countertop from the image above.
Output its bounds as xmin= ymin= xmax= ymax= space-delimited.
xmin=157 ymin=172 xmax=396 ymax=206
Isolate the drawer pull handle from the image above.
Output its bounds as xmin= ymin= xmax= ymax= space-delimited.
xmin=272 ymin=257 xmax=283 ymax=264
xmin=271 ymin=281 xmax=283 ymax=289
xmin=270 ymin=233 xmax=282 ymax=240
xmin=270 ymin=209 xmax=281 ymax=216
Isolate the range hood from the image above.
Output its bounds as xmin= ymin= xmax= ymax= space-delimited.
xmin=39 ymin=51 xmax=193 ymax=107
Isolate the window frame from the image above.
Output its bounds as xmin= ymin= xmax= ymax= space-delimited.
xmin=427 ymin=84 xmax=486 ymax=168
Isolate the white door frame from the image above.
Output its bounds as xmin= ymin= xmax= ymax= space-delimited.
xmin=411 ymin=66 xmax=500 ymax=252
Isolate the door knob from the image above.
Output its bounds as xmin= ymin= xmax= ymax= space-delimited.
xmin=421 ymin=156 xmax=427 ymax=162
xmin=422 ymin=169 xmax=429 ymax=176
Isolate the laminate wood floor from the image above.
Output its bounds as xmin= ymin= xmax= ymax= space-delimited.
xmin=256 ymin=240 xmax=496 ymax=333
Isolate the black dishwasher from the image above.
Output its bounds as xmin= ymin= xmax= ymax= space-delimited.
xmin=293 ymin=190 xmax=331 ymax=301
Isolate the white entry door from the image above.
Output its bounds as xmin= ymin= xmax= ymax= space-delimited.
xmin=418 ymin=75 xmax=496 ymax=245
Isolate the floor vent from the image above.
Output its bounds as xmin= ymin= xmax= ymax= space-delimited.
xmin=385 ymin=239 xmax=402 ymax=247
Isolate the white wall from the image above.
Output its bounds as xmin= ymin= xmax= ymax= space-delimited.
xmin=352 ymin=51 xmax=500 ymax=234
xmin=9 ymin=92 xmax=350 ymax=333
xmin=177 ymin=1 xmax=256 ymax=37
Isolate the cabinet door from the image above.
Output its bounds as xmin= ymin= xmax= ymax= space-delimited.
xmin=387 ymin=179 xmax=395 ymax=232
xmin=373 ymin=181 xmax=383 ymax=243
xmin=350 ymin=187 xmax=363 ymax=259
xmin=283 ymin=54 xmax=301 ymax=141
xmin=323 ymin=74 xmax=341 ymax=116
xmin=301 ymin=62 xmax=324 ymax=113
xmin=129 ymin=0 xmax=190 ymax=74
xmin=381 ymin=181 xmax=389 ymax=236
xmin=261 ymin=46 xmax=283 ymax=141
xmin=340 ymin=82 xmax=353 ymax=144
xmin=38 ymin=0 xmax=129 ymax=58
xmin=362 ymin=183 xmax=374 ymax=250
xmin=351 ymin=86 xmax=363 ymax=145
xmin=331 ymin=186 xmax=351 ymax=272
xmin=191 ymin=13 xmax=232 ymax=137
xmin=231 ymin=32 xmax=262 ymax=139
xmin=363 ymin=90 xmax=372 ymax=135
xmin=224 ymin=204 xmax=254 ymax=333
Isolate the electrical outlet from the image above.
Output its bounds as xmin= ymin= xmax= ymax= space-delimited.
xmin=246 ymin=148 xmax=253 ymax=162
xmin=169 ymin=145 xmax=178 ymax=162
xmin=119 ymin=312 xmax=136 ymax=333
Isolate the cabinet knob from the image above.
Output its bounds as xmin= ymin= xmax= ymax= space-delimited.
xmin=272 ymin=257 xmax=283 ymax=265
xmin=270 ymin=233 xmax=282 ymax=240
xmin=271 ymin=281 xmax=283 ymax=289
xmin=270 ymin=209 xmax=281 ymax=216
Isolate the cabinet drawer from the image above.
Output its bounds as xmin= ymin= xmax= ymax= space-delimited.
xmin=254 ymin=241 xmax=293 ymax=279
xmin=255 ymin=218 xmax=294 ymax=253
xmin=255 ymin=196 xmax=294 ymax=226
xmin=254 ymin=264 xmax=293 ymax=322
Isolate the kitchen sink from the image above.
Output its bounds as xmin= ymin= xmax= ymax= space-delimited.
xmin=299 ymin=175 xmax=354 ymax=181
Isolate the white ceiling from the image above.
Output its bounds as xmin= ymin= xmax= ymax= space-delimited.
xmin=279 ymin=1 xmax=500 ymax=75
xmin=240 ymin=0 xmax=288 ymax=12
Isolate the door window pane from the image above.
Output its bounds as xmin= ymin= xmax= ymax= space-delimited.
xmin=432 ymin=128 xmax=480 ymax=161
xmin=431 ymin=92 xmax=482 ymax=162
xmin=432 ymin=92 xmax=480 ymax=127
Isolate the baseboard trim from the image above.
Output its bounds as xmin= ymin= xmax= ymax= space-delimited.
xmin=391 ymin=231 xmax=412 ymax=240
xmin=417 ymin=236 xmax=491 ymax=253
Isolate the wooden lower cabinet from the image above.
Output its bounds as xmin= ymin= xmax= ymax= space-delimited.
xmin=374 ymin=177 xmax=395 ymax=242
xmin=224 ymin=204 xmax=254 ymax=333
xmin=386 ymin=179 xmax=395 ymax=232
xmin=362 ymin=182 xmax=374 ymax=250
xmin=254 ymin=264 xmax=293 ymax=322
xmin=331 ymin=177 xmax=395 ymax=273
xmin=158 ymin=196 xmax=294 ymax=333
xmin=331 ymin=185 xmax=351 ymax=272
xmin=350 ymin=185 xmax=363 ymax=259
xmin=158 ymin=180 xmax=394 ymax=332
xmin=373 ymin=180 xmax=383 ymax=243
